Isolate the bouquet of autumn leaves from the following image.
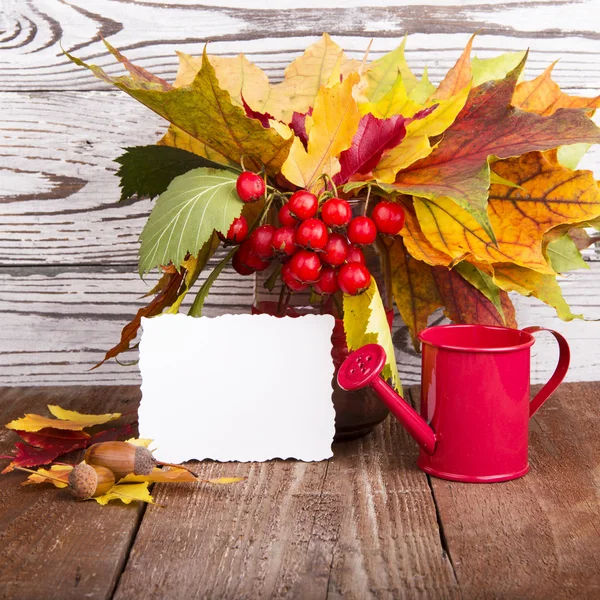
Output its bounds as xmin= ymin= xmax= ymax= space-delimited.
xmin=68 ymin=34 xmax=600 ymax=390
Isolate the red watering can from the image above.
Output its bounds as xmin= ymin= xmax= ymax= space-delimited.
xmin=337 ymin=324 xmax=570 ymax=483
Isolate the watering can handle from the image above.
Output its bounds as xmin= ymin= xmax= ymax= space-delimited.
xmin=522 ymin=327 xmax=570 ymax=417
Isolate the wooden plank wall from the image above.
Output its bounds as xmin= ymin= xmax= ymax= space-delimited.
xmin=1 ymin=0 xmax=599 ymax=386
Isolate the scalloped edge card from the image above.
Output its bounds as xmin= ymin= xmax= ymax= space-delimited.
xmin=138 ymin=313 xmax=336 ymax=462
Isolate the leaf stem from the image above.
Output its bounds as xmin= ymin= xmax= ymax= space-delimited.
xmin=13 ymin=466 xmax=70 ymax=486
xmin=188 ymin=247 xmax=238 ymax=317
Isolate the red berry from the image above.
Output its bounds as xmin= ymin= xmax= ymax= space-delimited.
xmin=282 ymin=262 xmax=308 ymax=291
xmin=347 ymin=216 xmax=377 ymax=246
xmin=345 ymin=245 xmax=366 ymax=265
xmin=313 ymin=266 xmax=339 ymax=295
xmin=278 ymin=203 xmax=298 ymax=227
xmin=271 ymin=226 xmax=297 ymax=257
xmin=372 ymin=201 xmax=405 ymax=235
xmin=321 ymin=197 xmax=352 ymax=228
xmin=237 ymin=240 xmax=271 ymax=271
xmin=296 ymin=218 xmax=329 ymax=250
xmin=232 ymin=252 xmax=255 ymax=275
xmin=250 ymin=224 xmax=276 ymax=259
xmin=219 ymin=215 xmax=248 ymax=244
xmin=236 ymin=171 xmax=265 ymax=203
xmin=289 ymin=249 xmax=322 ymax=283
xmin=337 ymin=263 xmax=371 ymax=295
xmin=288 ymin=190 xmax=318 ymax=220
xmin=322 ymin=233 xmax=348 ymax=266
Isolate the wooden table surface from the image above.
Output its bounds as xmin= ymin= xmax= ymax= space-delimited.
xmin=1 ymin=382 xmax=598 ymax=600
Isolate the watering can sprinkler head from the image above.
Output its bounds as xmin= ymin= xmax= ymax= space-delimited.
xmin=338 ymin=344 xmax=437 ymax=455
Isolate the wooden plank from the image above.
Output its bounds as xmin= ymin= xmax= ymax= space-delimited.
xmin=1 ymin=97 xmax=597 ymax=267
xmin=2 ymin=1 xmax=600 ymax=91
xmin=411 ymin=382 xmax=600 ymax=599
xmin=3 ymin=264 xmax=600 ymax=386
xmin=112 ymin=416 xmax=458 ymax=599
xmin=0 ymin=385 xmax=143 ymax=600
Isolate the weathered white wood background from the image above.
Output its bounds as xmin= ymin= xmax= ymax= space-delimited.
xmin=1 ymin=0 xmax=599 ymax=386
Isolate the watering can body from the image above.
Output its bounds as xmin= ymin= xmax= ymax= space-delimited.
xmin=338 ymin=324 xmax=570 ymax=483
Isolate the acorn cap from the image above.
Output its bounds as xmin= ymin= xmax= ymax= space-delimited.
xmin=134 ymin=446 xmax=156 ymax=476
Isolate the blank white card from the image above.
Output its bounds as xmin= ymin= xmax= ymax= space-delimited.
xmin=138 ymin=313 xmax=336 ymax=462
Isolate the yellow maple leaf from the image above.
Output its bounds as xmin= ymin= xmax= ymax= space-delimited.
xmin=158 ymin=125 xmax=233 ymax=167
xmin=386 ymin=236 xmax=443 ymax=351
xmin=399 ymin=201 xmax=453 ymax=266
xmin=362 ymin=36 xmax=418 ymax=102
xmin=93 ymin=482 xmax=155 ymax=505
xmin=359 ymin=73 xmax=422 ymax=120
xmin=432 ymin=35 xmax=475 ymax=101
xmin=413 ymin=152 xmax=600 ymax=273
xmin=6 ymin=406 xmax=121 ymax=432
xmin=342 ymin=278 xmax=401 ymax=393
xmin=21 ymin=465 xmax=72 ymax=488
xmin=373 ymin=85 xmax=470 ymax=183
xmin=261 ymin=33 xmax=359 ymax=122
xmin=513 ymin=62 xmax=600 ymax=116
xmin=492 ymin=263 xmax=581 ymax=321
xmin=124 ymin=438 xmax=153 ymax=448
xmin=120 ymin=467 xmax=197 ymax=484
xmin=175 ymin=52 xmax=271 ymax=110
xmin=200 ymin=477 xmax=247 ymax=485
xmin=281 ymin=73 xmax=361 ymax=190
xmin=120 ymin=467 xmax=246 ymax=485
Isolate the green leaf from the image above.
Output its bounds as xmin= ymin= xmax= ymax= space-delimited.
xmin=408 ymin=67 xmax=436 ymax=104
xmin=342 ymin=181 xmax=398 ymax=196
xmin=188 ymin=246 xmax=237 ymax=317
xmin=138 ymin=168 xmax=242 ymax=275
xmin=471 ymin=51 xmax=526 ymax=87
xmin=454 ymin=262 xmax=506 ymax=323
xmin=115 ymin=145 xmax=236 ymax=202
xmin=364 ymin=36 xmax=418 ymax=102
xmin=488 ymin=169 xmax=523 ymax=189
xmin=545 ymin=234 xmax=589 ymax=273
xmin=343 ymin=278 xmax=402 ymax=393
xmin=556 ymin=143 xmax=591 ymax=170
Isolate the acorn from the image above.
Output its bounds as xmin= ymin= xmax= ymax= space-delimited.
xmin=68 ymin=462 xmax=116 ymax=500
xmin=84 ymin=441 xmax=196 ymax=481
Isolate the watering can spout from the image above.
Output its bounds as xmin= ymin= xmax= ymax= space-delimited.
xmin=337 ymin=344 xmax=436 ymax=455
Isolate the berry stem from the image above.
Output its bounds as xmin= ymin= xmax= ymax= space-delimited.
xmin=332 ymin=292 xmax=344 ymax=318
xmin=277 ymin=284 xmax=286 ymax=317
xmin=320 ymin=173 xmax=338 ymax=198
xmin=364 ymin=184 xmax=372 ymax=216
xmin=377 ymin=236 xmax=394 ymax=310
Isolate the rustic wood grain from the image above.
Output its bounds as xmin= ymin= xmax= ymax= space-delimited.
xmin=410 ymin=382 xmax=600 ymax=600
xmin=2 ymin=264 xmax=599 ymax=387
xmin=112 ymin=414 xmax=458 ymax=600
xmin=3 ymin=0 xmax=600 ymax=91
xmin=1 ymin=2 xmax=600 ymax=383
xmin=0 ymin=385 xmax=143 ymax=600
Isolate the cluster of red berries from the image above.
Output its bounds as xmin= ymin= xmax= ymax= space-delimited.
xmin=222 ymin=171 xmax=405 ymax=296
